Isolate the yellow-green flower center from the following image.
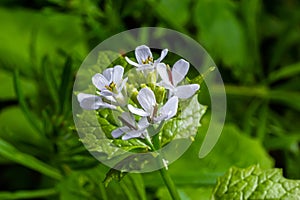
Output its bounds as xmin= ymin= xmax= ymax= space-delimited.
xmin=105 ymin=81 xmax=116 ymax=92
xmin=142 ymin=56 xmax=153 ymax=64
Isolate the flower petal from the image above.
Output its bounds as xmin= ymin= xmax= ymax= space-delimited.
xmin=155 ymin=48 xmax=168 ymax=63
xmin=77 ymin=93 xmax=116 ymax=110
xmin=158 ymin=96 xmax=178 ymax=120
xmin=137 ymin=117 xmax=149 ymax=129
xmin=119 ymin=112 xmax=136 ymax=128
xmin=175 ymin=84 xmax=200 ymax=99
xmin=111 ymin=126 xmax=130 ymax=138
xmin=100 ymin=90 xmax=113 ymax=97
xmin=157 ymin=63 xmax=172 ymax=86
xmin=172 ymin=59 xmax=190 ymax=86
xmin=125 ymin=57 xmax=140 ymax=67
xmin=122 ymin=129 xmax=146 ymax=140
xmin=99 ymin=102 xmax=117 ymax=110
xmin=128 ymin=104 xmax=149 ymax=117
xmin=112 ymin=65 xmax=124 ymax=84
xmin=77 ymin=93 xmax=101 ymax=110
xmin=135 ymin=45 xmax=153 ymax=64
xmin=137 ymin=88 xmax=156 ymax=113
xmin=157 ymin=81 xmax=174 ymax=90
xmin=92 ymin=73 xmax=109 ymax=90
xmin=102 ymin=95 xmax=116 ymax=103
xmin=77 ymin=93 xmax=94 ymax=102
xmin=102 ymin=68 xmax=113 ymax=82
xmin=119 ymin=77 xmax=128 ymax=92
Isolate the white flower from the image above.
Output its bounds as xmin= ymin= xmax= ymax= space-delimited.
xmin=111 ymin=112 xmax=149 ymax=140
xmin=125 ymin=45 xmax=168 ymax=71
xmin=77 ymin=93 xmax=116 ymax=110
xmin=128 ymin=87 xmax=178 ymax=123
xmin=157 ymin=59 xmax=200 ymax=99
xmin=92 ymin=65 xmax=128 ymax=106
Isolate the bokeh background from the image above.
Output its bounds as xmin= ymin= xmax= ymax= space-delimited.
xmin=0 ymin=0 xmax=299 ymax=199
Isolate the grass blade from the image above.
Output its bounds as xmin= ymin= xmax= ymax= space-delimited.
xmin=59 ymin=56 xmax=72 ymax=114
xmin=268 ymin=62 xmax=300 ymax=83
xmin=0 ymin=139 xmax=62 ymax=180
xmin=13 ymin=70 xmax=42 ymax=133
xmin=0 ymin=188 xmax=58 ymax=199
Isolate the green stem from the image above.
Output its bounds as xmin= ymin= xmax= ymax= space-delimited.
xmin=151 ymin=139 xmax=180 ymax=199
xmin=159 ymin=166 xmax=181 ymax=200
xmin=145 ymin=126 xmax=180 ymax=200
xmin=144 ymin=133 xmax=155 ymax=151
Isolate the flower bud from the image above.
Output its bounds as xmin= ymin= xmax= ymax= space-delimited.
xmin=130 ymin=88 xmax=139 ymax=105
xmin=146 ymin=70 xmax=157 ymax=84
xmin=154 ymin=86 xmax=166 ymax=104
xmin=148 ymin=82 xmax=156 ymax=91
xmin=140 ymin=83 xmax=147 ymax=88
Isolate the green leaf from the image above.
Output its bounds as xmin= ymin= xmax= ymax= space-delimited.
xmin=0 ymin=188 xmax=58 ymax=199
xmin=264 ymin=133 xmax=300 ymax=152
xmin=0 ymin=139 xmax=62 ymax=180
xmin=0 ymin=69 xmax=36 ymax=101
xmin=103 ymin=153 xmax=156 ymax=187
xmin=126 ymin=173 xmax=147 ymax=200
xmin=103 ymin=168 xmax=128 ymax=188
xmin=269 ymin=90 xmax=300 ymax=112
xmin=161 ymin=95 xmax=207 ymax=146
xmin=79 ymin=133 xmax=119 ymax=160
xmin=96 ymin=51 xmax=123 ymax=71
xmin=0 ymin=7 xmax=87 ymax=76
xmin=194 ymin=0 xmax=251 ymax=80
xmin=240 ymin=0 xmax=261 ymax=70
xmin=0 ymin=106 xmax=50 ymax=157
xmin=143 ymin=124 xmax=274 ymax=187
xmin=268 ymin=62 xmax=300 ymax=83
xmin=156 ymin=186 xmax=213 ymax=200
xmin=40 ymin=56 xmax=60 ymax=111
xmin=58 ymin=165 xmax=147 ymax=200
xmin=221 ymin=84 xmax=300 ymax=111
xmin=148 ymin=0 xmax=189 ymax=30
xmin=57 ymin=165 xmax=108 ymax=200
xmin=13 ymin=70 xmax=43 ymax=133
xmin=212 ymin=165 xmax=300 ymax=200
xmin=58 ymin=56 xmax=73 ymax=113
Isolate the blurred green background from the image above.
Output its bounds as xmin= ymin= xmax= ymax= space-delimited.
xmin=0 ymin=0 xmax=299 ymax=199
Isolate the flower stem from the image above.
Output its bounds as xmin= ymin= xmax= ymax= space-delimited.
xmin=145 ymin=126 xmax=180 ymax=200
xmin=159 ymin=166 xmax=181 ymax=200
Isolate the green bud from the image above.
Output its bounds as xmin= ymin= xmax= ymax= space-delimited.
xmin=154 ymin=86 xmax=166 ymax=104
xmin=130 ymin=88 xmax=139 ymax=105
xmin=146 ymin=71 xmax=157 ymax=83
xmin=190 ymin=66 xmax=215 ymax=85
xmin=140 ymin=83 xmax=147 ymax=88
xmin=190 ymin=74 xmax=204 ymax=85
xmin=148 ymin=82 xmax=155 ymax=91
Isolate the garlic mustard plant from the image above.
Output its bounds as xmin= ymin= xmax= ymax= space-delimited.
xmin=77 ymin=45 xmax=200 ymax=143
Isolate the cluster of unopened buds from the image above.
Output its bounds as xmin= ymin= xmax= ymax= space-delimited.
xmin=77 ymin=45 xmax=200 ymax=141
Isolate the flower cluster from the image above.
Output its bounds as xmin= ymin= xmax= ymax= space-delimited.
xmin=78 ymin=45 xmax=200 ymax=140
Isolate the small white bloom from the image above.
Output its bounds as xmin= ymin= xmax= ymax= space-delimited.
xmin=77 ymin=93 xmax=116 ymax=110
xmin=125 ymin=45 xmax=168 ymax=71
xmin=111 ymin=112 xmax=149 ymax=140
xmin=157 ymin=59 xmax=200 ymax=99
xmin=128 ymin=87 xmax=178 ymax=123
xmin=92 ymin=65 xmax=128 ymax=106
